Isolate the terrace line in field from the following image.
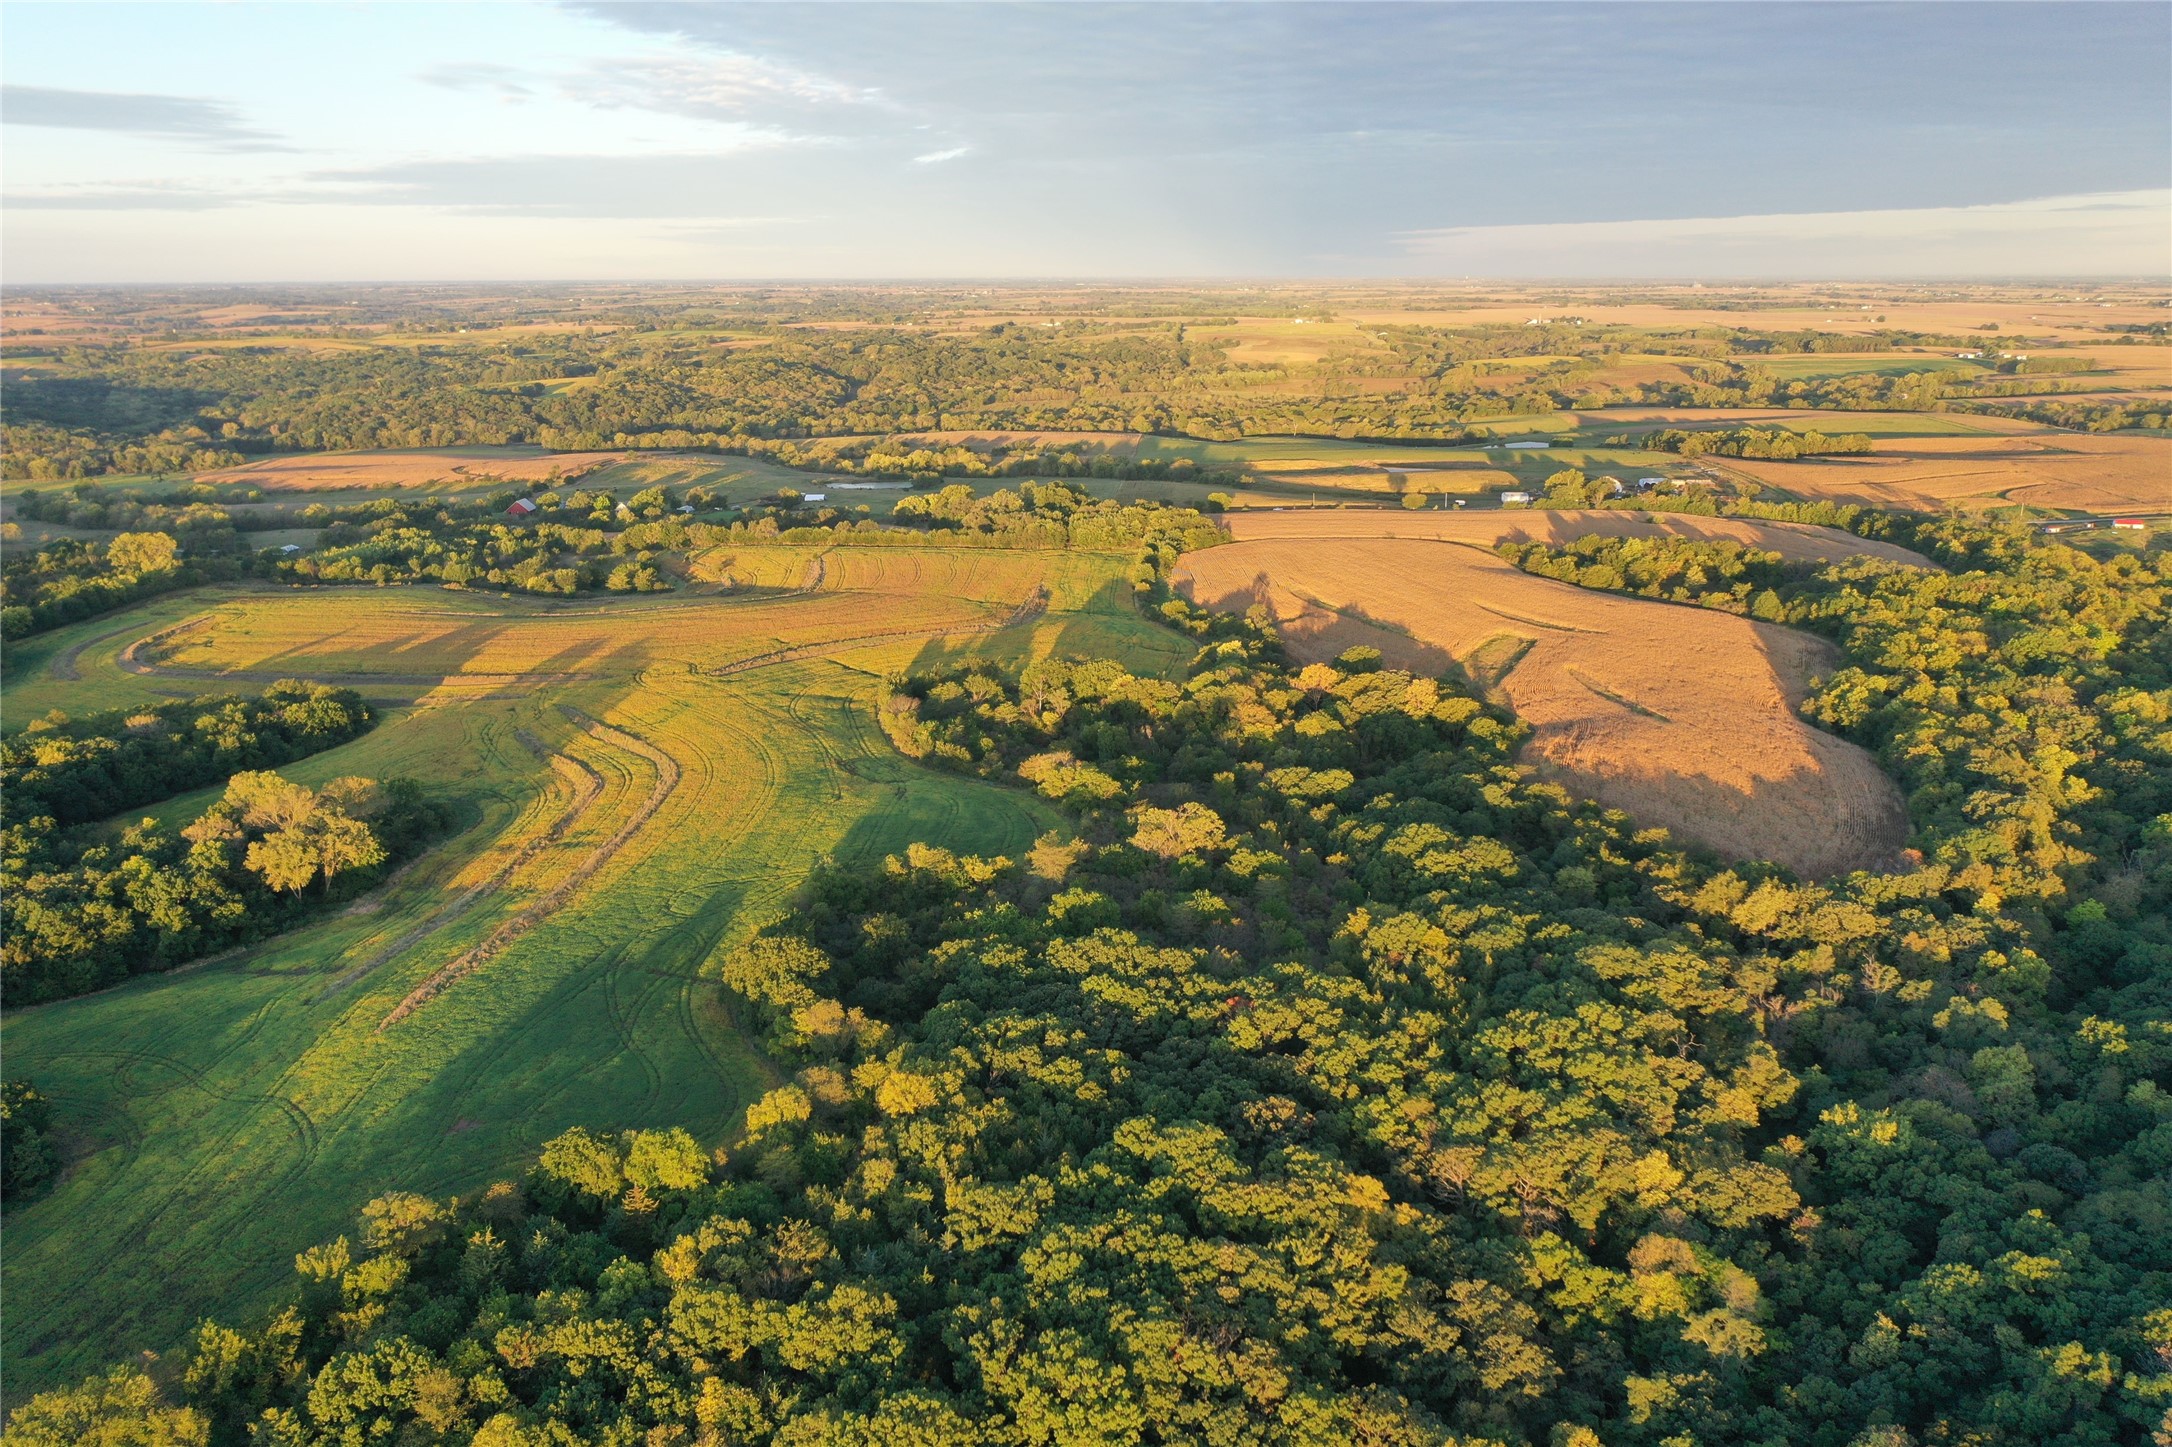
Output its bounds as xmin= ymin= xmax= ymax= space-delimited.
xmin=1175 ymin=512 xmax=1917 ymax=877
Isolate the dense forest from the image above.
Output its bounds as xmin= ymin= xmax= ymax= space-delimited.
xmin=17 ymin=513 xmax=2168 ymax=1445
xmin=3 ymin=683 xmax=448 ymax=1005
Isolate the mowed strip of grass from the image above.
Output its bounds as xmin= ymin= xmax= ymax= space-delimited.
xmin=0 ymin=550 xmax=1171 ymax=1396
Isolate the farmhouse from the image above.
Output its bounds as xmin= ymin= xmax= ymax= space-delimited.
xmin=2113 ymin=518 xmax=2147 ymax=530
xmin=505 ymin=497 xmax=539 ymax=518
xmin=278 ymin=544 xmax=303 ymax=554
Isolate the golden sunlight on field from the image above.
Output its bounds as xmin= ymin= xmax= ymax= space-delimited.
xmin=1176 ymin=520 xmax=1914 ymax=876
xmin=1718 ymin=431 xmax=2172 ymax=513
xmin=198 ymin=449 xmax=626 ymax=491
xmin=1220 ymin=507 xmax=1935 ymax=566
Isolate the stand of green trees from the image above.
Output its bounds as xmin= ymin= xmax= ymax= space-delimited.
xmin=1603 ymin=427 xmax=1875 ymax=460
xmin=1952 ymin=399 xmax=2172 ymax=434
xmin=0 ymin=530 xmax=255 ymax=641
xmin=3 ymin=684 xmax=447 ymax=1005
xmin=0 ymin=1079 xmax=58 ymax=1204
xmin=15 ymin=517 xmax=2167 ymax=1446
xmin=3 ymin=682 xmax=377 ymax=828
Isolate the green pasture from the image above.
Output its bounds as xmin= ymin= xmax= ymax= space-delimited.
xmin=575 ymin=454 xmax=810 ymax=501
xmin=1 ymin=551 xmax=1180 ymax=1397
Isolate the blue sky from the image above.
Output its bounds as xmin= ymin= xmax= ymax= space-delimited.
xmin=3 ymin=1 xmax=2167 ymax=281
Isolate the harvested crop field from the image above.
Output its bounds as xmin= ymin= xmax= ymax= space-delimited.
xmin=1577 ymin=406 xmax=2028 ymax=437
xmin=198 ymin=448 xmax=625 ymax=491
xmin=1715 ymin=430 xmax=2172 ymax=513
xmin=1221 ymin=506 xmax=1935 ymax=567
xmin=1175 ymin=530 xmax=1912 ymax=877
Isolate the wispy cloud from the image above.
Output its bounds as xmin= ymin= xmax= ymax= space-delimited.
xmin=912 ymin=146 xmax=968 ymax=165
xmin=3 ymin=183 xmax=246 ymax=212
xmin=418 ymin=64 xmax=536 ymax=101
xmin=1393 ymin=190 xmax=2172 ymax=277
xmin=303 ymin=151 xmax=822 ymax=218
xmin=417 ymin=51 xmax=890 ymax=132
xmin=0 ymin=85 xmax=292 ymax=152
xmin=577 ymin=52 xmax=885 ymax=117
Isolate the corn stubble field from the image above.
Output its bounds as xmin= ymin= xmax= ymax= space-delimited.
xmin=1175 ymin=511 xmax=1921 ymax=878
xmin=0 ymin=545 xmax=1186 ymax=1391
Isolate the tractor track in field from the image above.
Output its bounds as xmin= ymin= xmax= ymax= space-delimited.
xmin=709 ymin=585 xmax=1049 ymax=679
xmin=377 ymin=708 xmax=683 ymax=1029
xmin=603 ymin=956 xmax=666 ymax=1106
xmin=45 ymin=621 xmax=142 ymax=681
xmin=315 ymin=730 xmax=605 ymax=1000
xmin=40 ymin=1045 xmax=322 ymax=1233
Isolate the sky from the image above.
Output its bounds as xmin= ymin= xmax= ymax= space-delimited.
xmin=3 ymin=0 xmax=2168 ymax=282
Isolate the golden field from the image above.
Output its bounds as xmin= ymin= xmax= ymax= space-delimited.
xmin=1177 ymin=512 xmax=1919 ymax=876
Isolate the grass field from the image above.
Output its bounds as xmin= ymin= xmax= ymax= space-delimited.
xmin=0 ymin=544 xmax=1187 ymax=1396
xmin=1176 ymin=512 xmax=1914 ymax=878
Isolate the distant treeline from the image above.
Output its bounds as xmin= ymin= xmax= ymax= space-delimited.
xmin=1952 ymin=399 xmax=2172 ymax=434
xmin=9 ymin=318 xmax=2144 ymax=483
xmin=1604 ymin=426 xmax=1875 ymax=459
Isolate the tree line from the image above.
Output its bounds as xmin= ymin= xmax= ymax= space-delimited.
xmin=4 ymin=681 xmax=376 ymax=829
xmin=0 ymin=529 xmax=253 ymax=641
xmin=4 ymin=683 xmax=448 ymax=1005
xmin=1605 ymin=427 xmax=1875 ymax=459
